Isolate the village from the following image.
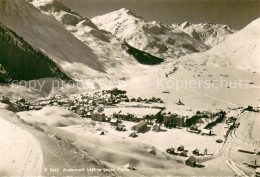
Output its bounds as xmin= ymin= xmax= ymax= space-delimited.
xmin=1 ymin=88 xmax=259 ymax=170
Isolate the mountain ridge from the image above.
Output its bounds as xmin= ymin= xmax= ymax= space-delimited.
xmin=208 ymin=18 xmax=260 ymax=72
xmin=92 ymin=8 xmax=209 ymax=59
xmin=177 ymin=21 xmax=236 ymax=47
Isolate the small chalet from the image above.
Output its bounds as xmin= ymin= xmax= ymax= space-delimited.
xmin=256 ymin=167 xmax=260 ymax=176
xmin=193 ymin=148 xmax=200 ymax=155
xmin=163 ymin=113 xmax=185 ymax=127
xmin=201 ymin=129 xmax=212 ymax=135
xmin=166 ymin=147 xmax=175 ymax=155
xmin=91 ymin=113 xmax=105 ymax=122
xmin=131 ymin=121 xmax=148 ymax=133
xmin=177 ymin=145 xmax=185 ymax=151
xmin=185 ymin=156 xmax=197 ymax=167
xmin=180 ymin=150 xmax=188 ymax=157
xmin=216 ymin=139 xmax=223 ymax=143
xmin=152 ymin=124 xmax=160 ymax=132
xmin=129 ymin=132 xmax=138 ymax=138
xmin=116 ymin=125 xmax=126 ymax=131
xmin=110 ymin=118 xmax=119 ymax=125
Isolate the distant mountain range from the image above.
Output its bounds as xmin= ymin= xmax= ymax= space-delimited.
xmin=0 ymin=0 xmax=259 ymax=83
xmin=177 ymin=21 xmax=236 ymax=47
xmin=92 ymin=8 xmax=209 ymax=59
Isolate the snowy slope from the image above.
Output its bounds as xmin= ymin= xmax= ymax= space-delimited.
xmin=0 ymin=23 xmax=70 ymax=82
xmin=0 ymin=114 xmax=43 ymax=176
xmin=28 ymin=1 xmax=140 ymax=68
xmin=28 ymin=0 xmax=133 ymax=67
xmin=0 ymin=0 xmax=104 ymax=79
xmin=92 ymin=8 xmax=209 ymax=59
xmin=178 ymin=21 xmax=236 ymax=47
xmin=208 ymin=18 xmax=260 ymax=72
xmin=27 ymin=0 xmax=164 ymax=84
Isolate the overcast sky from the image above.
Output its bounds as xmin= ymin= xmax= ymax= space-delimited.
xmin=60 ymin=0 xmax=260 ymax=29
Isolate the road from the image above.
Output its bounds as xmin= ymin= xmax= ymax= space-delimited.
xmin=209 ymin=111 xmax=259 ymax=176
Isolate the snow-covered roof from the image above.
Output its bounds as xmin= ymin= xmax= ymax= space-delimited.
xmin=202 ymin=129 xmax=211 ymax=134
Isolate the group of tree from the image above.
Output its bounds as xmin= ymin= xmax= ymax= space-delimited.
xmin=0 ymin=25 xmax=70 ymax=83
xmin=122 ymin=42 xmax=164 ymax=65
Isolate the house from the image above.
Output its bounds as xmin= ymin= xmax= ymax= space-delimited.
xmin=163 ymin=114 xmax=185 ymax=127
xmin=163 ymin=113 xmax=178 ymax=123
xmin=107 ymin=101 xmax=113 ymax=105
xmin=177 ymin=145 xmax=185 ymax=151
xmin=16 ymin=97 xmax=25 ymax=103
xmin=131 ymin=121 xmax=148 ymax=133
xmin=118 ymin=113 xmax=133 ymax=120
xmin=256 ymin=168 xmax=260 ymax=177
xmin=121 ymin=98 xmax=127 ymax=102
xmin=185 ymin=156 xmax=197 ymax=167
xmin=124 ymin=163 xmax=135 ymax=170
xmin=193 ymin=148 xmax=200 ymax=155
xmin=152 ymin=124 xmax=160 ymax=132
xmin=129 ymin=132 xmax=138 ymax=138
xmin=96 ymin=99 xmax=105 ymax=105
xmin=110 ymin=118 xmax=119 ymax=125
xmin=91 ymin=113 xmax=105 ymax=122
xmin=166 ymin=147 xmax=175 ymax=155
xmin=216 ymin=139 xmax=223 ymax=143
xmin=34 ymin=105 xmax=43 ymax=110
xmin=86 ymin=112 xmax=92 ymax=118
xmin=201 ymin=129 xmax=212 ymax=135
xmin=180 ymin=150 xmax=188 ymax=157
xmin=116 ymin=125 xmax=126 ymax=131
xmin=190 ymin=125 xmax=199 ymax=131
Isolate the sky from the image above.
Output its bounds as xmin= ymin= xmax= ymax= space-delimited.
xmin=60 ymin=0 xmax=260 ymax=29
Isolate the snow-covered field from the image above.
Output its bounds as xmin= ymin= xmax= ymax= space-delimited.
xmin=61 ymin=119 xmax=224 ymax=154
xmin=12 ymin=105 xmax=233 ymax=175
xmin=0 ymin=109 xmax=43 ymax=176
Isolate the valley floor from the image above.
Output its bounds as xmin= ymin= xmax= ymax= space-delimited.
xmin=0 ymin=103 xmax=255 ymax=176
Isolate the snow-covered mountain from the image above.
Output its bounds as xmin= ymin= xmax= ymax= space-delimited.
xmin=27 ymin=0 xmax=169 ymax=85
xmin=174 ymin=18 xmax=260 ymax=73
xmin=0 ymin=0 xmax=104 ymax=80
xmin=92 ymin=8 xmax=209 ymax=59
xmin=178 ymin=21 xmax=236 ymax=47
xmin=29 ymin=1 xmax=155 ymax=71
xmin=208 ymin=18 xmax=260 ymax=72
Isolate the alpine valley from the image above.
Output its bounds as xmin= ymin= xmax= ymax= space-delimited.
xmin=0 ymin=0 xmax=259 ymax=176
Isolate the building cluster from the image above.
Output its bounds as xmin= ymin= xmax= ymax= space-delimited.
xmin=0 ymin=96 xmax=45 ymax=112
xmin=166 ymin=145 xmax=207 ymax=157
xmin=15 ymin=97 xmax=43 ymax=111
xmin=33 ymin=89 xmax=164 ymax=119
